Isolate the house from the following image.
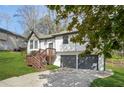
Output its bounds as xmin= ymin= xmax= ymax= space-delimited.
xmin=0 ymin=28 xmax=26 ymax=50
xmin=27 ymin=31 xmax=105 ymax=71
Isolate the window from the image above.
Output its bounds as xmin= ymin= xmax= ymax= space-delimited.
xmin=44 ymin=40 xmax=47 ymax=45
xmin=63 ymin=35 xmax=68 ymax=44
xmin=30 ymin=40 xmax=33 ymax=49
xmin=34 ymin=40 xmax=38 ymax=49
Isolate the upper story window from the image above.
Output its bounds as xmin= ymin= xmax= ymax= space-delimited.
xmin=63 ymin=35 xmax=69 ymax=44
xmin=34 ymin=40 xmax=38 ymax=49
xmin=30 ymin=40 xmax=33 ymax=49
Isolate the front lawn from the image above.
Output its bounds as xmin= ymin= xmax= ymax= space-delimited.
xmin=0 ymin=51 xmax=37 ymax=80
xmin=91 ymin=63 xmax=124 ymax=87
xmin=46 ymin=64 xmax=59 ymax=71
xmin=107 ymin=54 xmax=124 ymax=62
xmin=0 ymin=51 xmax=59 ymax=81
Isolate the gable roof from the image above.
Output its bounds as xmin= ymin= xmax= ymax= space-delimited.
xmin=51 ymin=31 xmax=78 ymax=36
xmin=27 ymin=31 xmax=51 ymax=40
xmin=0 ymin=28 xmax=25 ymax=39
xmin=27 ymin=30 xmax=78 ymax=40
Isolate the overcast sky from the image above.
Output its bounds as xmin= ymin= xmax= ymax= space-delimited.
xmin=0 ymin=5 xmax=48 ymax=35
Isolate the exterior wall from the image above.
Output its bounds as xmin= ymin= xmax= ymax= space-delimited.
xmin=0 ymin=32 xmax=8 ymax=50
xmin=53 ymin=54 xmax=61 ymax=67
xmin=27 ymin=34 xmax=39 ymax=54
xmin=16 ymin=36 xmax=26 ymax=48
xmin=0 ymin=32 xmax=25 ymax=50
xmin=0 ymin=40 xmax=7 ymax=50
xmin=27 ymin=33 xmax=87 ymax=53
xmin=98 ymin=54 xmax=105 ymax=71
xmin=7 ymin=34 xmax=25 ymax=50
xmin=0 ymin=32 xmax=7 ymax=41
xmin=27 ymin=34 xmax=56 ymax=54
xmin=44 ymin=38 xmax=55 ymax=49
xmin=55 ymin=34 xmax=87 ymax=52
xmin=40 ymin=40 xmax=46 ymax=49
xmin=7 ymin=34 xmax=19 ymax=50
xmin=27 ymin=32 xmax=105 ymax=71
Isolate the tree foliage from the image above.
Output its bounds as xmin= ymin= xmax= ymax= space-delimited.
xmin=47 ymin=5 xmax=124 ymax=57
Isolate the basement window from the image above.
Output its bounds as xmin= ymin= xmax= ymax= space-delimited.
xmin=63 ymin=35 xmax=69 ymax=44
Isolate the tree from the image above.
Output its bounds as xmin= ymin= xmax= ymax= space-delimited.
xmin=46 ymin=9 xmax=62 ymax=34
xmin=36 ymin=15 xmax=55 ymax=34
xmin=14 ymin=6 xmax=41 ymax=37
xmin=15 ymin=6 xmax=62 ymax=36
xmin=47 ymin=5 xmax=124 ymax=58
xmin=36 ymin=13 xmax=62 ymax=34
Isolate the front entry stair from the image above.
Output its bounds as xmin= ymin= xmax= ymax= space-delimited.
xmin=26 ymin=48 xmax=56 ymax=70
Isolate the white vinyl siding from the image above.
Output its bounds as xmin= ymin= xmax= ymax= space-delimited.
xmin=28 ymin=33 xmax=87 ymax=53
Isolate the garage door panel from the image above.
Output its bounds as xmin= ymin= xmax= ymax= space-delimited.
xmin=61 ymin=55 xmax=76 ymax=68
xmin=78 ymin=55 xmax=98 ymax=70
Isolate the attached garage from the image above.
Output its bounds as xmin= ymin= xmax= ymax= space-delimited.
xmin=61 ymin=55 xmax=98 ymax=70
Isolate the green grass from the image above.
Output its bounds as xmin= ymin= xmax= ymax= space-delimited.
xmin=0 ymin=51 xmax=59 ymax=81
xmin=91 ymin=63 xmax=124 ymax=87
xmin=46 ymin=64 xmax=59 ymax=71
xmin=107 ymin=54 xmax=124 ymax=62
xmin=0 ymin=51 xmax=37 ymax=80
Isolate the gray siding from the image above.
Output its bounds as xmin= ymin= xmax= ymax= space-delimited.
xmin=0 ymin=31 xmax=25 ymax=50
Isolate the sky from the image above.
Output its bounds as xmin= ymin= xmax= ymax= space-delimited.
xmin=0 ymin=5 xmax=48 ymax=35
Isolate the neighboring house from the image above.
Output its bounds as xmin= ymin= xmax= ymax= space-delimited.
xmin=27 ymin=31 xmax=105 ymax=71
xmin=0 ymin=28 xmax=26 ymax=50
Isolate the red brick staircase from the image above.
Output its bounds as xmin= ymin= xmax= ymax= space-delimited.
xmin=26 ymin=48 xmax=56 ymax=70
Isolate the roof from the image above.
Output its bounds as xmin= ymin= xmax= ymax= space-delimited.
xmin=0 ymin=28 xmax=25 ymax=39
xmin=35 ymin=31 xmax=53 ymax=39
xmin=51 ymin=31 xmax=78 ymax=36
xmin=28 ymin=30 xmax=78 ymax=40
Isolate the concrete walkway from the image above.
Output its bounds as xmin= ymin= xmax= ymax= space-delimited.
xmin=0 ymin=71 xmax=50 ymax=87
xmin=0 ymin=68 xmax=113 ymax=87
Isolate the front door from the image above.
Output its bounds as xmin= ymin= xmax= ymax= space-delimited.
xmin=48 ymin=43 xmax=53 ymax=64
xmin=49 ymin=43 xmax=53 ymax=48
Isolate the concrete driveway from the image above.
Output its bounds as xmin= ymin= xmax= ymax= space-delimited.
xmin=0 ymin=68 xmax=113 ymax=87
xmin=41 ymin=68 xmax=113 ymax=87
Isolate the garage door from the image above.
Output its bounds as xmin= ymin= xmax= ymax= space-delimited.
xmin=78 ymin=55 xmax=98 ymax=70
xmin=61 ymin=55 xmax=98 ymax=70
xmin=61 ymin=55 xmax=76 ymax=68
